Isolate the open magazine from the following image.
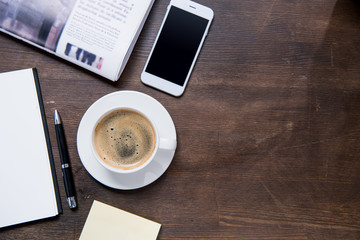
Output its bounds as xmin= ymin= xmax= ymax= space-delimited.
xmin=0 ymin=0 xmax=154 ymax=81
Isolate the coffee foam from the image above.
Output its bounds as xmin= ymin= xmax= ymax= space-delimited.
xmin=94 ymin=109 xmax=156 ymax=170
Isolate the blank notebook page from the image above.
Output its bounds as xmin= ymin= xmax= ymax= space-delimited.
xmin=0 ymin=68 xmax=59 ymax=228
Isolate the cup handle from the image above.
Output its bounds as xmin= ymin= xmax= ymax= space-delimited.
xmin=159 ymin=138 xmax=177 ymax=151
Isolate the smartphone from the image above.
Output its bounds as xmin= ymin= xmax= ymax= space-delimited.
xmin=141 ymin=0 xmax=214 ymax=97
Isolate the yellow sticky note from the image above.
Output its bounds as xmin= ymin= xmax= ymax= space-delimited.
xmin=79 ymin=200 xmax=161 ymax=240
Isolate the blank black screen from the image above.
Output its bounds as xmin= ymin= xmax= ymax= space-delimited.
xmin=145 ymin=6 xmax=209 ymax=86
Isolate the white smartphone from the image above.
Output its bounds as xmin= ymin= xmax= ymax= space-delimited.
xmin=141 ymin=0 xmax=214 ymax=97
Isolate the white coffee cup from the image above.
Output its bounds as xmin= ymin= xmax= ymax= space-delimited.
xmin=91 ymin=107 xmax=176 ymax=174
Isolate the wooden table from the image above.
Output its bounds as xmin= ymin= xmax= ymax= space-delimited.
xmin=1 ymin=0 xmax=360 ymax=239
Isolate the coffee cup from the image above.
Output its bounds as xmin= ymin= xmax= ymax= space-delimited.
xmin=91 ymin=107 xmax=176 ymax=174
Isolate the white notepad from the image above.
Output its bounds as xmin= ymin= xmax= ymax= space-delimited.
xmin=80 ymin=200 xmax=161 ymax=240
xmin=0 ymin=68 xmax=62 ymax=228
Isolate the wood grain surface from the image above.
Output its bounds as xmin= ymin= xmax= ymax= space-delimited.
xmin=1 ymin=0 xmax=360 ymax=239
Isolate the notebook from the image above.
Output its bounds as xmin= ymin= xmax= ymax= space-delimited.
xmin=0 ymin=68 xmax=62 ymax=228
xmin=79 ymin=200 xmax=161 ymax=240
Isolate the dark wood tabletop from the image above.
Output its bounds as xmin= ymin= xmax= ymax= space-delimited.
xmin=1 ymin=0 xmax=360 ymax=239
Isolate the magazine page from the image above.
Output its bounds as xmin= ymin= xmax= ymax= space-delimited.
xmin=0 ymin=0 xmax=153 ymax=81
xmin=56 ymin=0 xmax=152 ymax=81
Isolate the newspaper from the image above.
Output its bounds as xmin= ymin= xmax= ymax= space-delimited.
xmin=0 ymin=0 xmax=154 ymax=81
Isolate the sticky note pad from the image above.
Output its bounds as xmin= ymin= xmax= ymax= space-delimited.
xmin=79 ymin=200 xmax=161 ymax=240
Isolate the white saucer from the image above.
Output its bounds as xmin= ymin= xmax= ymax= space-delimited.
xmin=77 ymin=91 xmax=177 ymax=190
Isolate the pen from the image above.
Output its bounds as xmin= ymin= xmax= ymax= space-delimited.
xmin=54 ymin=109 xmax=77 ymax=209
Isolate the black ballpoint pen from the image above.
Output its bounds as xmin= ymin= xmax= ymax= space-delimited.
xmin=54 ymin=109 xmax=77 ymax=209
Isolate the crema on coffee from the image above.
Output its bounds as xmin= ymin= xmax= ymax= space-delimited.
xmin=94 ymin=109 xmax=156 ymax=170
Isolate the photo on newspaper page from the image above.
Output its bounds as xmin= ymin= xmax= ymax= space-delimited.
xmin=0 ymin=0 xmax=76 ymax=50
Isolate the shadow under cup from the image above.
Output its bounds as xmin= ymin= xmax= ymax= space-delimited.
xmin=91 ymin=108 xmax=176 ymax=174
